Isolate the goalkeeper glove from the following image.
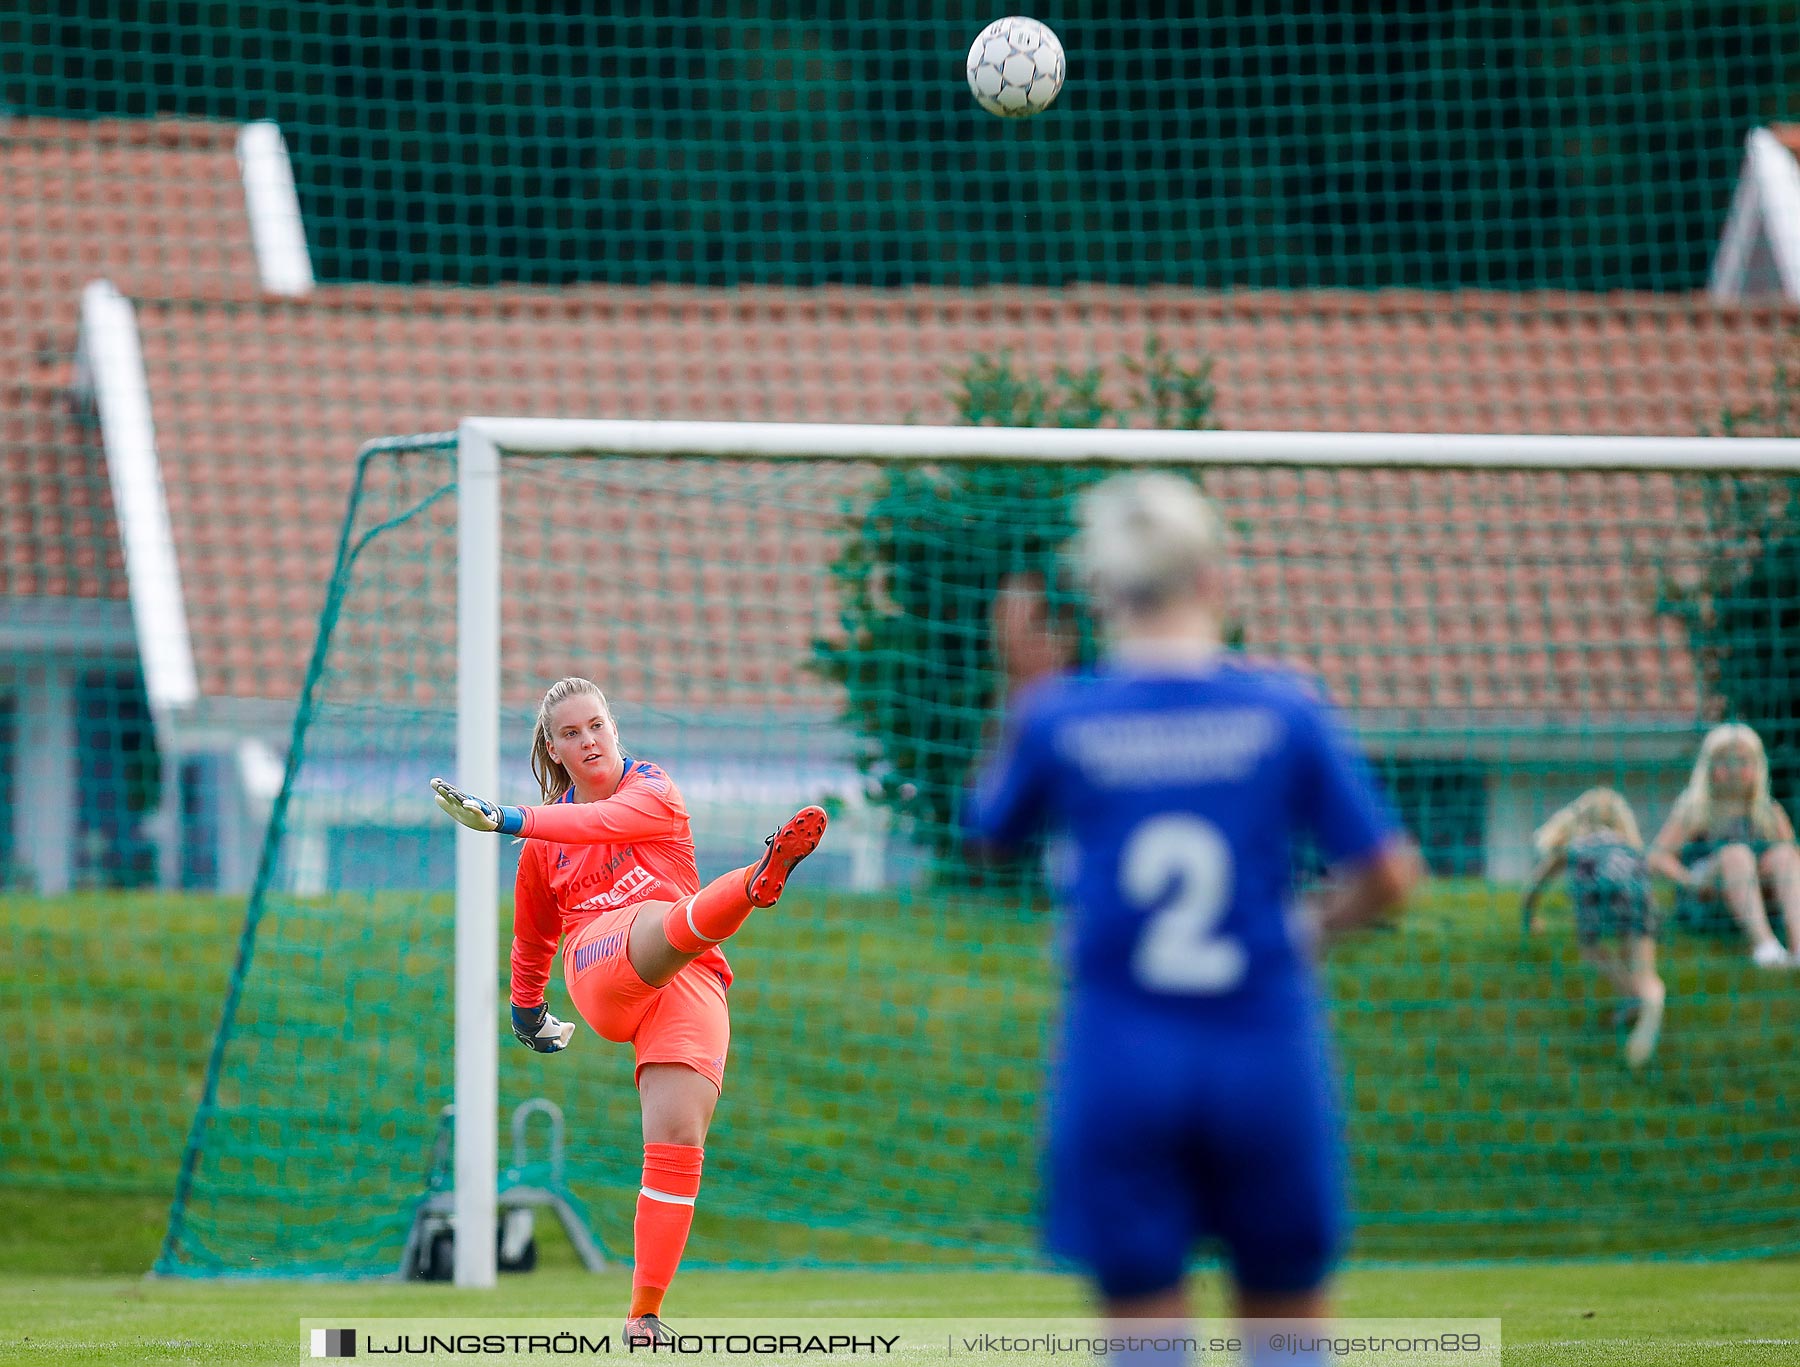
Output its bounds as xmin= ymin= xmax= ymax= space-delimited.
xmin=511 ymin=1003 xmax=576 ymax=1053
xmin=430 ymin=777 xmax=525 ymax=836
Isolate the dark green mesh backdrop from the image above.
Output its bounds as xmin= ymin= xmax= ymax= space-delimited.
xmin=3 ymin=0 xmax=1800 ymax=1282
xmin=139 ymin=440 xmax=1800 ymax=1275
xmin=3 ymin=1 xmax=1797 ymax=288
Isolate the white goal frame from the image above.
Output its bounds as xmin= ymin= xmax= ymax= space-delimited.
xmin=450 ymin=416 xmax=1800 ymax=1286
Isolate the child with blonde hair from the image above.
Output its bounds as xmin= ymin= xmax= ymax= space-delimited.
xmin=1647 ymin=723 xmax=1800 ymax=969
xmin=1522 ymin=787 xmax=1665 ymax=1067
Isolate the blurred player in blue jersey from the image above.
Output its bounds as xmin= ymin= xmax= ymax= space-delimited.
xmin=964 ymin=473 xmax=1420 ymax=1362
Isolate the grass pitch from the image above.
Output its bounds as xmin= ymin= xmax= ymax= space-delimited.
xmin=5 ymin=887 xmax=1795 ymax=1268
xmin=0 ymin=1195 xmax=1795 ymax=1365
xmin=3 ymin=888 xmax=1798 ymax=1362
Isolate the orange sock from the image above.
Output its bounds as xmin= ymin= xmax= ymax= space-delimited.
xmin=662 ymin=866 xmax=755 ymax=954
xmin=629 ymin=1142 xmax=703 ymax=1319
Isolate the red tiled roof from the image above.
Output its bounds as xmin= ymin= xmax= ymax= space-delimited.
xmin=1215 ymin=463 xmax=1710 ymax=719
xmin=1 ymin=117 xmax=259 ymax=604
xmin=0 ymin=379 xmax=126 ymax=601
xmin=167 ymin=283 xmax=1785 ymax=435
xmin=9 ymin=117 xmax=1789 ymax=718
xmin=132 ymin=285 xmax=1797 ymax=717
xmin=0 ymin=117 xmax=255 ymax=311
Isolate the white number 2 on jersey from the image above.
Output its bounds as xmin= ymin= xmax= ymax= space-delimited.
xmin=1123 ymin=814 xmax=1246 ymax=994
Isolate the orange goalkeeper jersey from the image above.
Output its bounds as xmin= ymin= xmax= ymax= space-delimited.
xmin=509 ymin=757 xmax=726 ymax=1008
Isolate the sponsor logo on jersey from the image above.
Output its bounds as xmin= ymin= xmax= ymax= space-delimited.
xmin=562 ymin=847 xmax=636 ymax=896
xmin=1057 ymin=706 xmax=1283 ymax=786
xmin=572 ymin=864 xmax=658 ymax=913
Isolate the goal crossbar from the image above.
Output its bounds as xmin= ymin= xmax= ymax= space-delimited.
xmin=463 ymin=417 xmax=1800 ymax=471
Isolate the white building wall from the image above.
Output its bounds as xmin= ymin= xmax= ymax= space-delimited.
xmin=13 ymin=665 xmax=77 ymax=895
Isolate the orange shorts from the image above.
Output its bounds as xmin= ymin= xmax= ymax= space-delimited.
xmin=561 ymin=899 xmax=730 ymax=1092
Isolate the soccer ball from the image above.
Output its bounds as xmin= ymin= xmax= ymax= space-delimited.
xmin=965 ymin=16 xmax=1066 ymax=118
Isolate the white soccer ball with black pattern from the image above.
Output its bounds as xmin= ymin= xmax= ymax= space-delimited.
xmin=966 ymin=16 xmax=1065 ymax=118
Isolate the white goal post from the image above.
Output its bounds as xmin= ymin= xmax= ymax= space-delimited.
xmin=449 ymin=416 xmax=1800 ymax=1287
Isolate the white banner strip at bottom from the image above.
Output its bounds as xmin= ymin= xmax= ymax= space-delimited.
xmin=300 ymin=1316 xmax=1503 ymax=1365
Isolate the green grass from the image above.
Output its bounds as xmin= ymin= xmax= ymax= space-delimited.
xmin=0 ymin=1193 xmax=1794 ymax=1365
xmin=4 ymin=885 xmax=1800 ymax=1362
xmin=4 ymin=885 xmax=1800 ymax=1273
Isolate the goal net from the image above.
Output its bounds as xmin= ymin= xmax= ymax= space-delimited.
xmin=158 ymin=421 xmax=1800 ymax=1279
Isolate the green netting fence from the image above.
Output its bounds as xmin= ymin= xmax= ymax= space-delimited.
xmin=5 ymin=2 xmax=1799 ymax=289
xmin=134 ymin=435 xmax=1800 ymax=1275
xmin=3 ymin=0 xmax=1800 ymax=1283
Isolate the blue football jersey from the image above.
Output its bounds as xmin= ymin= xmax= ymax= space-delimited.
xmin=964 ymin=656 xmax=1399 ymax=1029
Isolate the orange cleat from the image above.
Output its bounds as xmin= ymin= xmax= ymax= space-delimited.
xmin=744 ymin=806 xmax=829 ymax=907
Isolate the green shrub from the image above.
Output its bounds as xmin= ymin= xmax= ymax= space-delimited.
xmin=813 ymin=340 xmax=1216 ymax=862
xmin=1669 ymin=339 xmax=1800 ymax=805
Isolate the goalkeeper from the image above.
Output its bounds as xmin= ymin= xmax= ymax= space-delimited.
xmin=431 ymin=676 xmax=826 ymax=1346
